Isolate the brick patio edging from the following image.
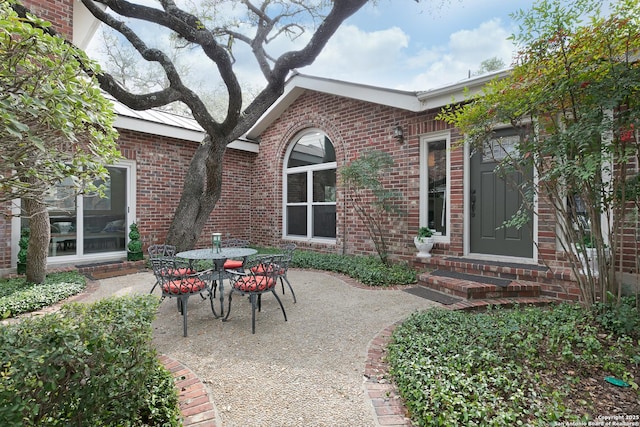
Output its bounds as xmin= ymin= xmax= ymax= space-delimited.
xmin=161 ymin=322 xmax=413 ymax=427
xmin=159 ymin=354 xmax=221 ymax=427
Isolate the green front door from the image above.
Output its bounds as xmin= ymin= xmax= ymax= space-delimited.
xmin=469 ymin=132 xmax=533 ymax=258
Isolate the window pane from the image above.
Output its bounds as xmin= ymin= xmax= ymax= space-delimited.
xmin=46 ymin=177 xmax=77 ymax=257
xmin=428 ymin=141 xmax=447 ymax=235
xmin=287 ymin=206 xmax=307 ymax=236
xmin=313 ymin=169 xmax=336 ymax=202
xmin=288 ymin=134 xmax=335 ymax=167
xmin=287 ymin=173 xmax=307 ymax=203
xmin=84 ymin=167 xmax=127 ymax=254
xmin=313 ymin=205 xmax=336 ymax=238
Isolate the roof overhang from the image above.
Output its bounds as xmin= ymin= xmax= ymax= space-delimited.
xmin=245 ymin=73 xmax=422 ymax=140
xmin=73 ymin=0 xmax=105 ymax=50
xmin=245 ymin=71 xmax=511 ymax=140
xmin=110 ymin=99 xmax=258 ymax=153
xmin=416 ymin=69 xmax=511 ymax=110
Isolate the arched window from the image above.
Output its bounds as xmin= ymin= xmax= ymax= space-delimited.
xmin=284 ymin=131 xmax=336 ymax=240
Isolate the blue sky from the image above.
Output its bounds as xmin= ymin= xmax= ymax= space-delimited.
xmin=89 ymin=0 xmax=541 ymax=93
xmin=299 ymin=0 xmax=538 ymax=90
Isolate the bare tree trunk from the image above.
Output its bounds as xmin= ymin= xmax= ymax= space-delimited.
xmin=23 ymin=197 xmax=50 ymax=284
xmin=165 ymin=137 xmax=226 ymax=251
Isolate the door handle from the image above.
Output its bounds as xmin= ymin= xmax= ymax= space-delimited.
xmin=471 ymin=189 xmax=476 ymax=217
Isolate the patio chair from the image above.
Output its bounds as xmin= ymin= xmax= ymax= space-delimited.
xmin=150 ymin=256 xmax=216 ymax=337
xmin=220 ymin=238 xmax=250 ymax=270
xmin=276 ymin=243 xmax=297 ymax=303
xmin=223 ymin=255 xmax=287 ymax=334
xmin=147 ymin=244 xmax=194 ymax=294
xmin=210 ymin=238 xmax=250 ymax=298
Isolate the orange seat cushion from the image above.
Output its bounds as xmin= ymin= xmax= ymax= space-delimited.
xmin=233 ymin=276 xmax=276 ymax=292
xmin=162 ymin=267 xmax=196 ymax=277
xmin=251 ymin=264 xmax=284 ymax=275
xmin=162 ymin=277 xmax=207 ymax=295
xmin=224 ymin=259 xmax=244 ymax=269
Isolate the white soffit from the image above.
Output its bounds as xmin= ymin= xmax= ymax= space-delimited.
xmin=417 ymin=69 xmax=511 ymax=110
xmin=73 ymin=0 xmax=104 ymax=50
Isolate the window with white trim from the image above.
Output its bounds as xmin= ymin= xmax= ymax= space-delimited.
xmin=420 ymin=132 xmax=450 ymax=239
xmin=284 ymin=132 xmax=336 ymax=240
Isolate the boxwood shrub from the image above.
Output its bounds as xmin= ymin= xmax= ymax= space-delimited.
xmin=0 ymin=295 xmax=181 ymax=426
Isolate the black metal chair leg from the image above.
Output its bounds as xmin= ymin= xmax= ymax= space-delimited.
xmin=222 ymin=291 xmax=234 ymax=322
xmin=271 ymin=290 xmax=287 ymax=322
xmin=280 ymin=276 xmax=296 ymax=303
xmin=181 ymin=296 xmax=189 ymax=337
xmin=250 ymin=294 xmax=257 ymax=334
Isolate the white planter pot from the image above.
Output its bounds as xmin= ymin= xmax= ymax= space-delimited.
xmin=414 ymin=236 xmax=435 ymax=258
xmin=572 ymin=245 xmax=610 ymax=277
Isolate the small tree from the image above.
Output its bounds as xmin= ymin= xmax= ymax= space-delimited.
xmin=340 ymin=150 xmax=405 ymax=265
xmin=1 ymin=1 xmax=120 ymax=283
xmin=439 ymin=0 xmax=640 ymax=306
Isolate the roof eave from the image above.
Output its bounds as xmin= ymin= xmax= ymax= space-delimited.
xmin=245 ymin=73 xmax=421 ymax=140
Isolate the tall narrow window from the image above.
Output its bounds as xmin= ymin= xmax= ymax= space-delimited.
xmin=284 ymin=132 xmax=336 ymax=240
xmin=420 ymin=132 xmax=450 ymax=239
xmin=428 ymin=140 xmax=447 ymax=235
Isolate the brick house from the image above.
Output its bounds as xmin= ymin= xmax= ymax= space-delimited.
xmin=2 ymin=0 xmax=638 ymax=302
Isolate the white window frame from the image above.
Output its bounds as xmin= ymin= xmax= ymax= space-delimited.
xmin=282 ymin=131 xmax=337 ymax=243
xmin=420 ymin=131 xmax=451 ymax=244
xmin=11 ymin=160 xmax=137 ymax=266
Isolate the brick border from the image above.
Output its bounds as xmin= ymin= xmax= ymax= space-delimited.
xmin=161 ymin=323 xmax=413 ymax=427
xmin=364 ymin=324 xmax=413 ymax=426
xmin=159 ymin=355 xmax=221 ymax=427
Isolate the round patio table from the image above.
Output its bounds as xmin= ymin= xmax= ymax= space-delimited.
xmin=176 ymin=247 xmax=257 ymax=317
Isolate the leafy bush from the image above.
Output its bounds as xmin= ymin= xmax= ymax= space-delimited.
xmin=289 ymin=250 xmax=417 ymax=286
xmin=0 ymin=295 xmax=180 ymax=426
xmin=388 ymin=304 xmax=639 ymax=426
xmin=594 ymin=295 xmax=640 ymax=339
xmin=0 ymin=271 xmax=87 ymax=319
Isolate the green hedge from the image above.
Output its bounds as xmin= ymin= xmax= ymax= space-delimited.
xmin=290 ymin=251 xmax=417 ymax=286
xmin=0 ymin=295 xmax=181 ymax=426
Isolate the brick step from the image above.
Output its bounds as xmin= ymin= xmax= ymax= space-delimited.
xmin=446 ymin=296 xmax=560 ymax=312
xmin=418 ymin=270 xmax=542 ymax=300
xmin=415 ymin=256 xmax=565 ymax=284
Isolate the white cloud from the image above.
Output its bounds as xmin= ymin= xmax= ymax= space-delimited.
xmin=400 ymin=18 xmax=515 ymax=90
xmin=299 ymin=25 xmax=410 ymax=87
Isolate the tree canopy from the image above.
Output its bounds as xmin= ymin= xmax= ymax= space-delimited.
xmin=439 ymin=0 xmax=640 ymax=304
xmin=1 ymin=0 xmax=120 ymax=282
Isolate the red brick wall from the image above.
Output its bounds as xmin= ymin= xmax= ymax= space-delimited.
xmin=117 ymin=129 xmax=255 ymax=251
xmin=252 ymin=91 xmax=459 ymax=261
xmin=252 ymin=90 xmax=640 ymax=274
xmin=0 ymin=131 xmax=254 ymax=271
xmin=20 ymin=0 xmax=73 ymax=40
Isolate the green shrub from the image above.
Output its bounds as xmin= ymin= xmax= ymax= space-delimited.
xmin=0 ymin=271 xmax=87 ymax=319
xmin=388 ymin=304 xmax=639 ymax=426
xmin=0 ymin=295 xmax=180 ymax=426
xmin=594 ymin=295 xmax=639 ymax=339
xmin=290 ymin=250 xmax=416 ymax=286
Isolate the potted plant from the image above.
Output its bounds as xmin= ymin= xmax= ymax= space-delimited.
xmin=127 ymin=223 xmax=144 ymax=261
xmin=414 ymin=227 xmax=435 ymax=258
xmin=17 ymin=228 xmax=29 ymax=274
xmin=573 ymin=235 xmax=609 ymax=277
